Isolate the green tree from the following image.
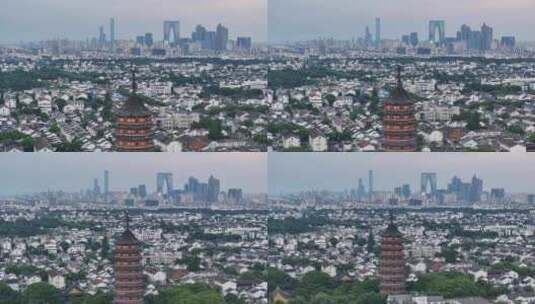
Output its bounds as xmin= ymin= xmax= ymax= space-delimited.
xmin=23 ymin=282 xmax=62 ymax=304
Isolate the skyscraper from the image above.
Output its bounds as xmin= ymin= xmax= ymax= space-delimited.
xmin=207 ymin=175 xmax=221 ymax=202
xmin=375 ymin=18 xmax=381 ymax=48
xmin=236 ymin=37 xmax=252 ymax=51
xmin=156 ymin=172 xmax=174 ymax=195
xmin=420 ymin=172 xmax=437 ymax=195
xmin=409 ymin=32 xmax=419 ymax=47
xmin=99 ymin=26 xmax=106 ymax=47
xmin=429 ymin=20 xmax=446 ymax=44
xmin=215 ymin=24 xmax=229 ymax=51
xmin=144 ymin=33 xmax=153 ymax=47
xmin=368 ymin=170 xmax=374 ymax=201
xmin=163 ymin=20 xmax=180 ymax=44
xmin=104 ymin=170 xmax=109 ymax=202
xmin=481 ymin=23 xmax=493 ymax=51
xmin=110 ymin=18 xmax=116 ymax=52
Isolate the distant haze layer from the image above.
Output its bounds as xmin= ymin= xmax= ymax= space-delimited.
xmin=0 ymin=153 xmax=267 ymax=196
xmin=268 ymin=153 xmax=535 ymax=195
xmin=269 ymin=0 xmax=535 ymax=43
xmin=0 ymin=0 xmax=267 ymax=44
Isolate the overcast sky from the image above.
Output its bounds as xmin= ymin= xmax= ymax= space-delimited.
xmin=269 ymin=0 xmax=535 ymax=43
xmin=0 ymin=0 xmax=267 ymax=44
xmin=268 ymin=153 xmax=535 ymax=195
xmin=0 ymin=153 xmax=266 ymax=196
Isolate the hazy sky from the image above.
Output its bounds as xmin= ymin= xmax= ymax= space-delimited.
xmin=269 ymin=0 xmax=535 ymax=43
xmin=0 ymin=153 xmax=266 ymax=196
xmin=268 ymin=153 xmax=535 ymax=195
xmin=0 ymin=0 xmax=267 ymax=44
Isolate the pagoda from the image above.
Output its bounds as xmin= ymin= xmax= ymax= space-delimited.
xmin=383 ymin=67 xmax=417 ymax=152
xmin=114 ymin=69 xmax=155 ymax=151
xmin=378 ymin=213 xmax=406 ymax=295
xmin=113 ymin=212 xmax=144 ymax=304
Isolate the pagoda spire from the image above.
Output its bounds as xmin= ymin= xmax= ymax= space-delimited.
xmin=396 ymin=65 xmax=403 ymax=87
xmin=131 ymin=66 xmax=137 ymax=94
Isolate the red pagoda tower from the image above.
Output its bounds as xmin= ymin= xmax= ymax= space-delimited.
xmin=383 ymin=67 xmax=417 ymax=152
xmin=114 ymin=69 xmax=155 ymax=151
xmin=378 ymin=213 xmax=406 ymax=295
xmin=114 ymin=213 xmax=144 ymax=304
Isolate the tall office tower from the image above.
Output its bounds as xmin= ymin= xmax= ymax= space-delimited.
xmin=409 ymin=32 xmax=419 ymax=47
xmin=460 ymin=24 xmax=472 ymax=41
xmin=207 ymin=175 xmax=221 ymax=202
xmin=215 ymin=23 xmax=229 ymax=51
xmin=469 ymin=175 xmax=483 ymax=203
xmin=114 ymin=213 xmax=144 ymax=304
xmin=383 ymin=67 xmax=417 ymax=151
xmin=93 ymin=178 xmax=101 ymax=196
xmin=357 ymin=178 xmax=366 ymax=201
xmin=135 ymin=36 xmax=145 ymax=46
xmin=192 ymin=24 xmax=207 ymax=42
xmin=104 ymin=170 xmax=109 ymax=202
xmin=481 ymin=23 xmax=493 ymax=51
xmin=420 ymin=172 xmax=437 ymax=195
xmin=138 ymin=185 xmax=147 ymax=198
xmin=144 ymin=33 xmax=153 ymax=47
xmin=114 ymin=69 xmax=155 ymax=152
xmin=156 ymin=172 xmax=174 ymax=194
xmin=163 ymin=20 xmax=180 ymax=44
xmin=429 ymin=20 xmax=446 ymax=44
xmin=469 ymin=30 xmax=483 ymax=51
xmin=110 ymin=18 xmax=116 ymax=52
xmin=368 ymin=170 xmax=374 ymax=201
xmin=236 ymin=37 xmax=252 ymax=50
xmin=379 ymin=214 xmax=406 ymax=295
xmin=205 ymin=31 xmax=217 ymax=50
xmin=228 ymin=188 xmax=243 ymax=204
xmin=375 ymin=18 xmax=381 ymax=48
xmin=401 ymin=184 xmax=411 ymax=199
xmin=501 ymin=36 xmax=516 ymax=49
xmin=364 ymin=26 xmax=372 ymax=47
xmin=99 ymin=26 xmax=106 ymax=46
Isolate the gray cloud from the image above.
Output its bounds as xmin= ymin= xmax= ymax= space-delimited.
xmin=0 ymin=0 xmax=266 ymax=44
xmin=269 ymin=0 xmax=535 ymax=43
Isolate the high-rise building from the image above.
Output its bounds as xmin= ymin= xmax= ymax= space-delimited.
xmin=207 ymin=175 xmax=220 ymax=203
xmin=138 ymin=185 xmax=147 ymax=198
xmin=144 ymin=33 xmax=153 ymax=47
xmin=228 ymin=188 xmax=243 ymax=204
xmin=110 ymin=18 xmax=116 ymax=52
xmin=409 ymin=32 xmax=419 ymax=47
xmin=215 ymin=24 xmax=229 ymax=51
xmin=378 ymin=214 xmax=406 ymax=295
xmin=236 ymin=37 xmax=252 ymax=50
xmin=469 ymin=175 xmax=483 ymax=203
xmin=113 ymin=213 xmax=144 ymax=304
xmin=114 ymin=69 xmax=155 ymax=152
xmin=93 ymin=178 xmax=101 ymax=196
xmin=365 ymin=26 xmax=373 ymax=47
xmin=357 ymin=178 xmax=366 ymax=201
xmin=481 ymin=23 xmax=493 ymax=51
xmin=156 ymin=172 xmax=174 ymax=194
xmin=163 ymin=20 xmax=180 ymax=44
xmin=192 ymin=25 xmax=207 ymax=42
xmin=368 ymin=170 xmax=374 ymax=201
xmin=420 ymin=172 xmax=437 ymax=195
xmin=383 ymin=67 xmax=417 ymax=151
xmin=501 ymin=36 xmax=516 ymax=49
xmin=104 ymin=170 xmax=109 ymax=202
xmin=429 ymin=20 xmax=446 ymax=44
xmin=99 ymin=26 xmax=106 ymax=46
xmin=375 ymin=18 xmax=381 ymax=48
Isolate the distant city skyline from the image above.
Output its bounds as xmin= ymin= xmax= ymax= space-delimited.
xmin=268 ymin=153 xmax=535 ymax=195
xmin=0 ymin=153 xmax=266 ymax=196
xmin=0 ymin=0 xmax=267 ymax=44
xmin=268 ymin=0 xmax=535 ymax=43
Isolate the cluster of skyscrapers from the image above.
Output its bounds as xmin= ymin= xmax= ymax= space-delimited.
xmin=87 ymin=171 xmax=243 ymax=206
